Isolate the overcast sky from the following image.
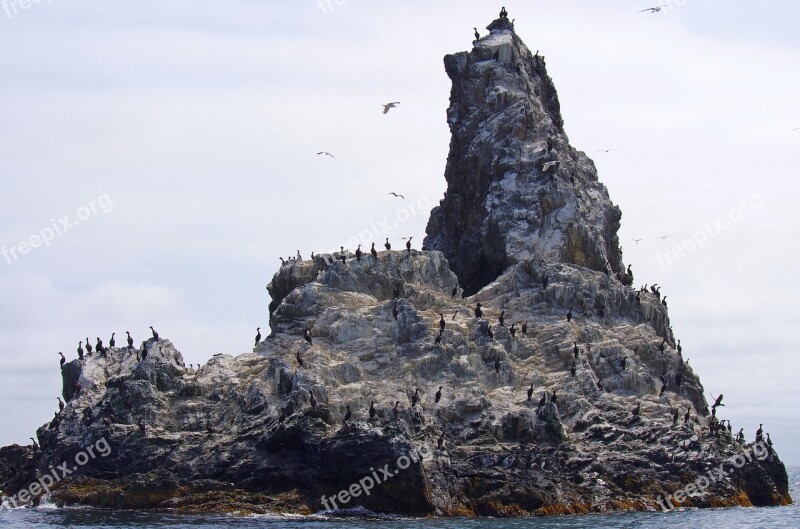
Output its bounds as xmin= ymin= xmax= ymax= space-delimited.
xmin=1 ymin=1 xmax=798 ymax=465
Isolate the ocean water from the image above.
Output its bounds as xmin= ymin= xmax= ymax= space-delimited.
xmin=1 ymin=467 xmax=797 ymax=528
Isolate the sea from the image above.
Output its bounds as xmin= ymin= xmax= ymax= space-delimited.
xmin=1 ymin=467 xmax=797 ymax=529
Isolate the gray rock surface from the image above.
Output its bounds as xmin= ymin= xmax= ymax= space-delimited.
xmin=1 ymin=16 xmax=790 ymax=518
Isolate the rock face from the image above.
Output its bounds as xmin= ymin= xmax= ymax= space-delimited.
xmin=423 ymin=17 xmax=623 ymax=296
xmin=1 ymin=16 xmax=791 ymax=517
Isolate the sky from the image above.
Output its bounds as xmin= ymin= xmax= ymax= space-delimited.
xmin=0 ymin=1 xmax=798 ymax=464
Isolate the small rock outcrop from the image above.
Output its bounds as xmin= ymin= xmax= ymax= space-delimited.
xmin=1 ymin=16 xmax=790 ymax=518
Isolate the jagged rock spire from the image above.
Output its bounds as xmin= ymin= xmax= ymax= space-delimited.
xmin=424 ymin=18 xmax=624 ymax=295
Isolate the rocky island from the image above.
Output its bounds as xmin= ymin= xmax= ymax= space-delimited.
xmin=0 ymin=16 xmax=791 ymax=517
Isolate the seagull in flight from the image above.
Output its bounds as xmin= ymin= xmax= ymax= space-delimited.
xmin=793 ymin=127 xmax=800 ymax=131
xmin=541 ymin=161 xmax=559 ymax=172
xmin=382 ymin=102 xmax=400 ymax=114
xmin=596 ymin=148 xmax=619 ymax=153
xmin=640 ymin=6 xmax=664 ymax=13
xmin=317 ymin=151 xmax=335 ymax=159
xmin=388 ymin=192 xmax=405 ymax=199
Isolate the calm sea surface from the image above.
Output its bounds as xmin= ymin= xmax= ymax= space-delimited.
xmin=1 ymin=467 xmax=797 ymax=528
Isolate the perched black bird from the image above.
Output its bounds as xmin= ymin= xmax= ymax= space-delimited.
xmin=355 ymin=244 xmax=363 ymax=261
xmin=551 ymin=390 xmax=557 ymax=405
xmin=126 ymin=331 xmax=134 ymax=348
xmin=371 ymin=242 xmax=378 ymax=259
xmin=500 ymin=6 xmax=508 ymax=18
xmin=138 ymin=419 xmax=146 ymax=436
xmin=296 ymin=351 xmax=304 ymax=368
xmin=439 ymin=313 xmax=446 ymax=332
xmin=85 ymin=338 xmax=92 ymax=355
xmin=487 ymin=325 xmax=494 ymax=341
xmin=255 ymin=327 xmax=261 ymax=347
xmin=570 ymin=362 xmax=576 ymax=378
xmin=521 ymin=321 xmax=528 ymax=335
xmin=684 ymin=408 xmax=691 ymax=424
xmin=495 ymin=359 xmax=501 ymax=373
xmin=632 ymin=402 xmax=641 ymax=419
xmin=406 ymin=237 xmax=412 ymax=251
xmin=369 ymin=401 xmax=376 ymax=419
xmin=474 ymin=27 xmax=480 ymax=41
xmin=573 ymin=342 xmax=579 ymax=359
xmin=30 ymin=437 xmax=39 ymax=451
xmin=150 ymin=326 xmax=159 ymax=340
xmin=57 ymin=397 xmax=64 ymax=411
xmin=393 ymin=302 xmax=399 ymax=320
xmin=538 ymin=392 xmax=546 ymax=407
xmin=434 ymin=331 xmax=443 ymax=346
xmin=304 ymin=328 xmax=313 ymax=346
xmin=309 ymin=391 xmax=317 ymax=409
xmin=451 ymin=285 xmax=458 ymax=297
xmin=672 ymin=408 xmax=679 ymax=424
xmin=384 ymin=238 xmax=391 ymax=251
xmin=77 ymin=341 xmax=84 ymax=360
xmin=527 ymin=383 xmax=534 ymax=401
xmin=393 ymin=401 xmax=400 ymax=419
xmin=58 ymin=352 xmax=66 ymax=369
xmin=509 ymin=323 xmax=517 ymax=337
xmin=411 ymin=388 xmax=419 ymax=407
xmin=109 ymin=333 xmax=116 ymax=348
xmin=659 ymin=338 xmax=666 ymax=352
xmin=475 ymin=303 xmax=483 ymax=318
xmin=542 ymin=275 xmax=549 ymax=289
xmin=677 ymin=340 xmax=682 ymax=355
xmin=498 ymin=311 xmax=505 ymax=327
xmin=566 ymin=307 xmax=572 ymax=322
xmin=435 ymin=386 xmax=442 ymax=403
xmin=622 ymin=357 xmax=627 ymax=370
xmin=344 ymin=405 xmax=352 ymax=423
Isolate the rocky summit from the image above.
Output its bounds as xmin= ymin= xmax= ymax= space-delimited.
xmin=1 ymin=17 xmax=791 ymax=517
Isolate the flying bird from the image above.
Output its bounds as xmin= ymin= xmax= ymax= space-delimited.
xmin=541 ymin=161 xmax=559 ymax=172
xmin=595 ymin=148 xmax=618 ymax=153
xmin=317 ymin=151 xmax=335 ymax=159
xmin=388 ymin=192 xmax=405 ymax=199
xmin=382 ymin=102 xmax=400 ymax=114
xmin=640 ymin=6 xmax=663 ymax=13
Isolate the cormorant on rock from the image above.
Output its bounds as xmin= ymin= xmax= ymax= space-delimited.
xmin=343 ymin=405 xmax=352 ymax=423
xmin=435 ymin=386 xmax=442 ymax=403
xmin=411 ymin=388 xmax=419 ymax=407
xmin=521 ymin=321 xmax=528 ymax=334
xmin=439 ymin=313 xmax=446 ymax=332
xmin=77 ymin=341 xmax=84 ymax=360
xmin=756 ymin=423 xmax=763 ymax=442
xmin=551 ymin=390 xmax=557 ymax=405
xmin=126 ymin=331 xmax=134 ymax=348
xmin=371 ymin=242 xmax=378 ymax=259
xmin=542 ymin=275 xmax=549 ymax=289
xmin=355 ymin=244 xmax=362 ymax=261
xmin=451 ymin=285 xmax=458 ymax=297
xmin=475 ymin=303 xmax=483 ymax=318
xmin=57 ymin=397 xmax=64 ymax=411
xmin=659 ymin=338 xmax=666 ymax=352
xmin=509 ymin=323 xmax=517 ymax=337
xmin=393 ymin=303 xmax=399 ymax=320
xmin=635 ymin=291 xmax=641 ymax=305
xmin=632 ymin=402 xmax=641 ymax=419
xmin=493 ymin=50 xmax=499 ymax=61
xmin=393 ymin=284 xmax=401 ymax=299
xmin=254 ymin=327 xmax=261 ymax=347
xmin=487 ymin=325 xmax=494 ymax=341
xmin=109 ymin=333 xmax=115 ymax=348
xmin=627 ymin=264 xmax=633 ymax=281
xmin=406 ymin=237 xmax=412 ymax=252
xmin=309 ymin=390 xmax=317 ymax=410
xmin=58 ymin=352 xmax=65 ymax=369
xmin=573 ymin=342 xmax=579 ymax=359
xmin=304 ymin=328 xmax=313 ymax=346
xmin=393 ymin=401 xmax=400 ymax=419
xmin=672 ymin=408 xmax=679 ymax=424
xmin=500 ymin=6 xmax=508 ymax=18
xmin=29 ymin=437 xmax=39 ymax=451
xmin=474 ymin=27 xmax=480 ymax=41
xmin=96 ymin=337 xmax=105 ymax=356
xmin=498 ymin=311 xmax=505 ymax=327
xmin=141 ymin=344 xmax=148 ymax=361
xmin=311 ymin=252 xmax=315 ymax=260
xmin=527 ymin=383 xmax=534 ymax=401
xmin=384 ymin=238 xmax=391 ymax=251
xmin=369 ymin=401 xmax=376 ymax=419
xmin=85 ymin=338 xmax=92 ymax=355
xmin=767 ymin=433 xmax=773 ymax=449
xmin=340 ymin=254 xmax=346 ymax=264
xmin=736 ymin=428 xmax=744 ymax=443
xmin=138 ymin=419 xmax=146 ymax=436
xmin=434 ymin=331 xmax=443 ymax=346
xmin=677 ymin=340 xmax=682 ymax=355
xmin=684 ymin=408 xmax=691 ymax=424
xmin=711 ymin=394 xmax=724 ymax=409
xmin=279 ymin=257 xmax=285 ymax=265
xmin=622 ymin=357 xmax=627 ymax=370
xmin=495 ymin=359 xmax=501 ymax=373
xmin=538 ymin=392 xmax=546 ymax=407
xmin=570 ymin=362 xmax=576 ymax=377
xmin=597 ymin=379 xmax=603 ymax=392
xmin=296 ymin=351 xmax=304 ymax=368
xmin=50 ymin=412 xmax=60 ymax=430
xmin=150 ymin=326 xmax=159 ymax=341
xmin=660 ymin=382 xmax=667 ymax=396
xmin=662 ymin=296 xmax=668 ymax=309
xmin=567 ymin=307 xmax=573 ymax=322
